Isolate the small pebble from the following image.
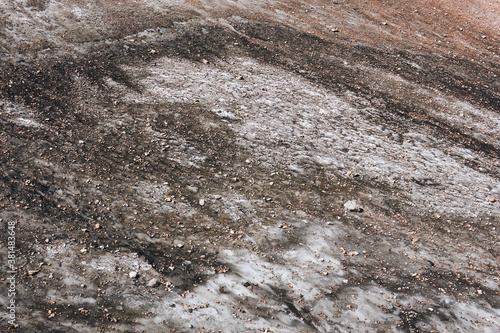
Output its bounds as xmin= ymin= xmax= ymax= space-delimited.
xmin=344 ymin=200 xmax=362 ymax=212
xmin=147 ymin=278 xmax=159 ymax=287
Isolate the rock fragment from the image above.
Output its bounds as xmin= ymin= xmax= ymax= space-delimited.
xmin=344 ymin=200 xmax=363 ymax=212
xmin=129 ymin=271 xmax=138 ymax=279
xmin=28 ymin=269 xmax=39 ymax=276
xmin=147 ymin=278 xmax=159 ymax=287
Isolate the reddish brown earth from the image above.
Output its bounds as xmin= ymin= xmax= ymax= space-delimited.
xmin=0 ymin=1 xmax=499 ymax=332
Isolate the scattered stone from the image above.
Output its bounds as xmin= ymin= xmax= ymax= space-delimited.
xmin=488 ymin=197 xmax=496 ymax=202
xmin=129 ymin=271 xmax=138 ymax=279
xmin=199 ymin=199 xmax=205 ymax=206
xmin=80 ymin=248 xmax=87 ymax=254
xmin=344 ymin=200 xmax=362 ymax=212
xmin=28 ymin=269 xmax=39 ymax=276
xmin=347 ymin=171 xmax=360 ymax=178
xmin=412 ymin=238 xmax=419 ymax=243
xmin=215 ymin=195 xmax=222 ymax=200
xmin=147 ymin=278 xmax=159 ymax=287
xmin=94 ymin=223 xmax=101 ymax=229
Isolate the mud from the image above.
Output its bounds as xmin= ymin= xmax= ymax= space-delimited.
xmin=0 ymin=1 xmax=499 ymax=332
